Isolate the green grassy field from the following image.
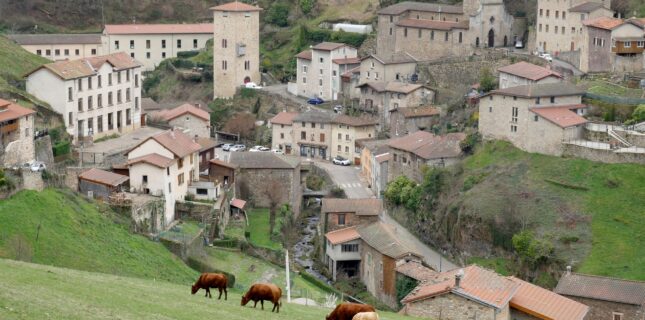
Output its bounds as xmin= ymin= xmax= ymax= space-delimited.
xmin=0 ymin=258 xmax=416 ymax=320
xmin=0 ymin=189 xmax=198 ymax=284
xmin=246 ymin=208 xmax=282 ymax=250
xmin=463 ymin=141 xmax=645 ymax=280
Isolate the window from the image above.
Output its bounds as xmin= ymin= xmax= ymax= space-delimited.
xmin=78 ymin=98 xmax=83 ymax=112
xmin=301 ymin=131 xmax=306 ymax=139
xmin=193 ymin=39 xmax=198 ymax=48
xmin=64 ymin=49 xmax=69 ymax=56
xmin=36 ymin=49 xmax=42 ymax=56
xmin=337 ymin=214 xmax=346 ymax=225
xmin=511 ymin=107 xmax=518 ymax=123
xmin=68 ymin=87 xmax=73 ymax=101
xmin=161 ymin=39 xmax=166 ymax=48
xmin=130 ymin=40 xmax=135 ymax=49
xmin=178 ymin=173 xmax=185 ymax=185
xmin=177 ymin=39 xmax=181 ymax=48
xmin=341 ymin=244 xmax=359 ymax=252
xmin=222 ymin=39 xmax=227 ymax=48
xmin=511 ymin=125 xmax=517 ymax=132
xmin=550 ymin=96 xmax=555 ymax=103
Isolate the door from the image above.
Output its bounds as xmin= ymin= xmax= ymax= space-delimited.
xmin=488 ymin=29 xmax=495 ymax=48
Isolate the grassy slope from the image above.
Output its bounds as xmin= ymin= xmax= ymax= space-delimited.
xmin=0 ymin=258 xmax=416 ymax=320
xmin=0 ymin=189 xmax=198 ymax=284
xmin=463 ymin=141 xmax=645 ymax=280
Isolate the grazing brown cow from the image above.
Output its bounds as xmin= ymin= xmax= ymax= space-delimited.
xmin=241 ymin=283 xmax=282 ymax=313
xmin=191 ymin=273 xmax=228 ymax=300
xmin=352 ymin=312 xmax=380 ymax=320
xmin=326 ymin=303 xmax=376 ymax=320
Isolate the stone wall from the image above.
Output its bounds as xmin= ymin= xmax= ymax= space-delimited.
xmin=562 ymin=295 xmax=644 ymax=320
xmin=563 ymin=144 xmax=645 ymax=164
xmin=404 ymin=292 xmax=501 ymax=320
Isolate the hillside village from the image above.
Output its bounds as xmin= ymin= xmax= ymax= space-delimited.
xmin=0 ymin=0 xmax=644 ymax=319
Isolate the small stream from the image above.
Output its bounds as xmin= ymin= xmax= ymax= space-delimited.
xmin=292 ymin=214 xmax=332 ymax=284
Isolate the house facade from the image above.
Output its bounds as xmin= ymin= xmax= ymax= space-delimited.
xmin=535 ymin=0 xmax=613 ymax=53
xmin=479 ymin=83 xmax=588 ymax=156
xmin=211 ymin=1 xmax=262 ymax=98
xmin=150 ymin=103 xmax=211 ymax=138
xmin=7 ymin=34 xmax=102 ymax=60
xmin=497 ymin=61 xmax=563 ymax=89
xmin=26 ymin=52 xmax=142 ymax=144
xmin=102 ymin=24 xmax=213 ymax=71
xmin=0 ymin=99 xmax=36 ymax=167
xmin=126 ymin=129 xmax=201 ymax=226
xmin=295 ymin=42 xmax=359 ymax=101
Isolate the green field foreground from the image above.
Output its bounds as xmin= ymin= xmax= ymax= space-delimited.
xmin=0 ymin=258 xmax=415 ymax=320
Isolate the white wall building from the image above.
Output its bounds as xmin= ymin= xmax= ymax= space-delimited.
xmin=296 ymin=42 xmax=360 ymax=101
xmin=102 ymin=24 xmax=214 ymax=71
xmin=26 ymin=52 xmax=142 ymax=144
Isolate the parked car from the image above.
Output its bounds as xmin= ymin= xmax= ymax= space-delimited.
xmin=271 ymin=149 xmax=284 ymax=155
xmin=249 ymin=145 xmax=270 ymax=152
xmin=542 ymin=53 xmax=553 ymax=62
xmin=332 ymin=156 xmax=351 ymax=166
xmin=230 ymin=144 xmax=246 ymax=152
xmin=245 ymin=82 xmax=263 ymax=89
xmin=30 ymin=161 xmax=46 ymax=172
xmin=307 ymin=97 xmax=324 ymax=105
xmin=222 ymin=143 xmax=233 ymax=151
xmin=333 ymin=105 xmax=343 ymax=113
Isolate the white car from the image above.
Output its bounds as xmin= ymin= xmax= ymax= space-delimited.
xmin=271 ymin=149 xmax=284 ymax=155
xmin=30 ymin=161 xmax=46 ymax=172
xmin=249 ymin=145 xmax=270 ymax=152
xmin=332 ymin=156 xmax=351 ymax=166
xmin=230 ymin=144 xmax=246 ymax=152
xmin=245 ymin=82 xmax=263 ymax=89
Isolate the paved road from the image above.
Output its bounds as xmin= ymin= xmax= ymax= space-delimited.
xmin=316 ymin=161 xmax=459 ymax=271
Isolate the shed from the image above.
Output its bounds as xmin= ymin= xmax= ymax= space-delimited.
xmin=78 ymin=168 xmax=129 ymax=200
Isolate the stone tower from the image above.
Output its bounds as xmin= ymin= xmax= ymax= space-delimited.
xmin=211 ymin=1 xmax=262 ymax=99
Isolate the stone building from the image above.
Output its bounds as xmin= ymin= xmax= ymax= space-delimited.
xmin=580 ymin=16 xmax=624 ymax=73
xmin=402 ymin=265 xmax=589 ymax=320
xmin=211 ymin=1 xmax=262 ymax=99
xmin=229 ymin=152 xmax=302 ymax=215
xmin=26 ymin=52 xmax=142 ymax=144
xmin=295 ymin=42 xmax=359 ymax=101
xmin=356 ymin=82 xmax=435 ymax=127
xmin=126 ymin=129 xmax=201 ymax=226
xmin=269 ymin=111 xmax=299 ymax=155
xmin=149 ymin=103 xmax=211 ymax=138
xmin=7 ymin=34 xmax=102 ymax=61
xmin=320 ymin=198 xmax=382 ymax=233
xmin=0 ymin=99 xmax=36 ymax=167
xmin=555 ymin=271 xmax=645 ymax=320
xmin=479 ymin=83 xmax=588 ymax=156
xmin=102 ymin=24 xmax=213 ymax=71
xmin=376 ymin=0 xmax=517 ymax=61
xmin=388 ymin=131 xmax=466 ymax=182
xmin=357 ymin=222 xmax=422 ymax=309
xmin=389 ymin=105 xmax=440 ymax=136
xmin=78 ymin=168 xmax=129 ymax=200
xmin=535 ymin=0 xmax=613 ymax=53
xmin=497 ymin=61 xmax=562 ymax=89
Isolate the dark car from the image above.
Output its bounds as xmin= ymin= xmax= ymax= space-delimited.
xmin=307 ymin=97 xmax=324 ymax=105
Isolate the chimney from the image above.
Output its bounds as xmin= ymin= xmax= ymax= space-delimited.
xmin=566 ymin=265 xmax=572 ymax=275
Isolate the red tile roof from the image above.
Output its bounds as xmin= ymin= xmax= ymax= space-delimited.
xmin=325 ymin=227 xmax=360 ymax=245
xmin=104 ymin=24 xmax=213 ymax=35
xmin=295 ymin=50 xmax=312 ymax=60
xmin=152 ymin=103 xmax=210 ymax=122
xmin=583 ymin=16 xmax=624 ymax=30
xmin=269 ymin=112 xmax=299 ymax=125
xmin=555 ymin=272 xmax=645 ymax=306
xmin=396 ymin=19 xmax=469 ymax=30
xmin=332 ymin=57 xmax=361 ymax=65
xmin=530 ymin=105 xmax=588 ymax=128
xmin=0 ymin=99 xmax=36 ymax=122
xmin=210 ymin=1 xmax=262 ymax=11
xmin=231 ymin=198 xmax=247 ymax=209
xmin=127 ymin=153 xmax=175 ymax=168
xmin=27 ymin=52 xmax=141 ymax=80
xmin=498 ymin=62 xmax=563 ymax=81
xmin=509 ymin=277 xmax=589 ymax=320
xmin=312 ymin=42 xmax=349 ymax=51
xmin=78 ymin=168 xmax=129 ymax=186
xmin=389 ymin=131 xmax=465 ymax=160
xmin=209 ymin=158 xmax=239 ymax=169
xmin=402 ymin=265 xmax=520 ymax=309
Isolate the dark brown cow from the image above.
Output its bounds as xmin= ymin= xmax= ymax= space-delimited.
xmin=241 ymin=283 xmax=282 ymax=313
xmin=326 ymin=303 xmax=376 ymax=320
xmin=191 ymin=273 xmax=228 ymax=300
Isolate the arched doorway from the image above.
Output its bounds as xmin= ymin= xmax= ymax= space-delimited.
xmin=488 ymin=29 xmax=495 ymax=48
xmin=504 ymin=35 xmax=508 ymax=47
xmin=243 ymin=76 xmax=251 ymax=84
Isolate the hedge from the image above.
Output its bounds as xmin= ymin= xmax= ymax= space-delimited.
xmin=52 ymin=141 xmax=70 ymax=156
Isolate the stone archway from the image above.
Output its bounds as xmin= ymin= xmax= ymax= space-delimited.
xmin=488 ymin=29 xmax=495 ymax=48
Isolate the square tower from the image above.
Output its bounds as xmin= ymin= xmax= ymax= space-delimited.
xmin=211 ymin=1 xmax=262 ymax=99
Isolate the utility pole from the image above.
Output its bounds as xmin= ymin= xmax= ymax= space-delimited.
xmin=285 ymin=250 xmax=291 ymax=303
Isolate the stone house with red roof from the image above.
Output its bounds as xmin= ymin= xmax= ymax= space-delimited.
xmin=498 ymin=62 xmax=563 ymax=89
xmin=149 ymin=103 xmax=211 ymax=138
xmin=0 ymin=99 xmax=36 ymax=166
xmin=479 ymin=82 xmax=588 ymax=156
xmin=126 ymin=129 xmax=202 ymax=226
xmin=26 ymin=52 xmax=142 ymax=144
xmin=295 ymin=42 xmax=359 ymax=101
